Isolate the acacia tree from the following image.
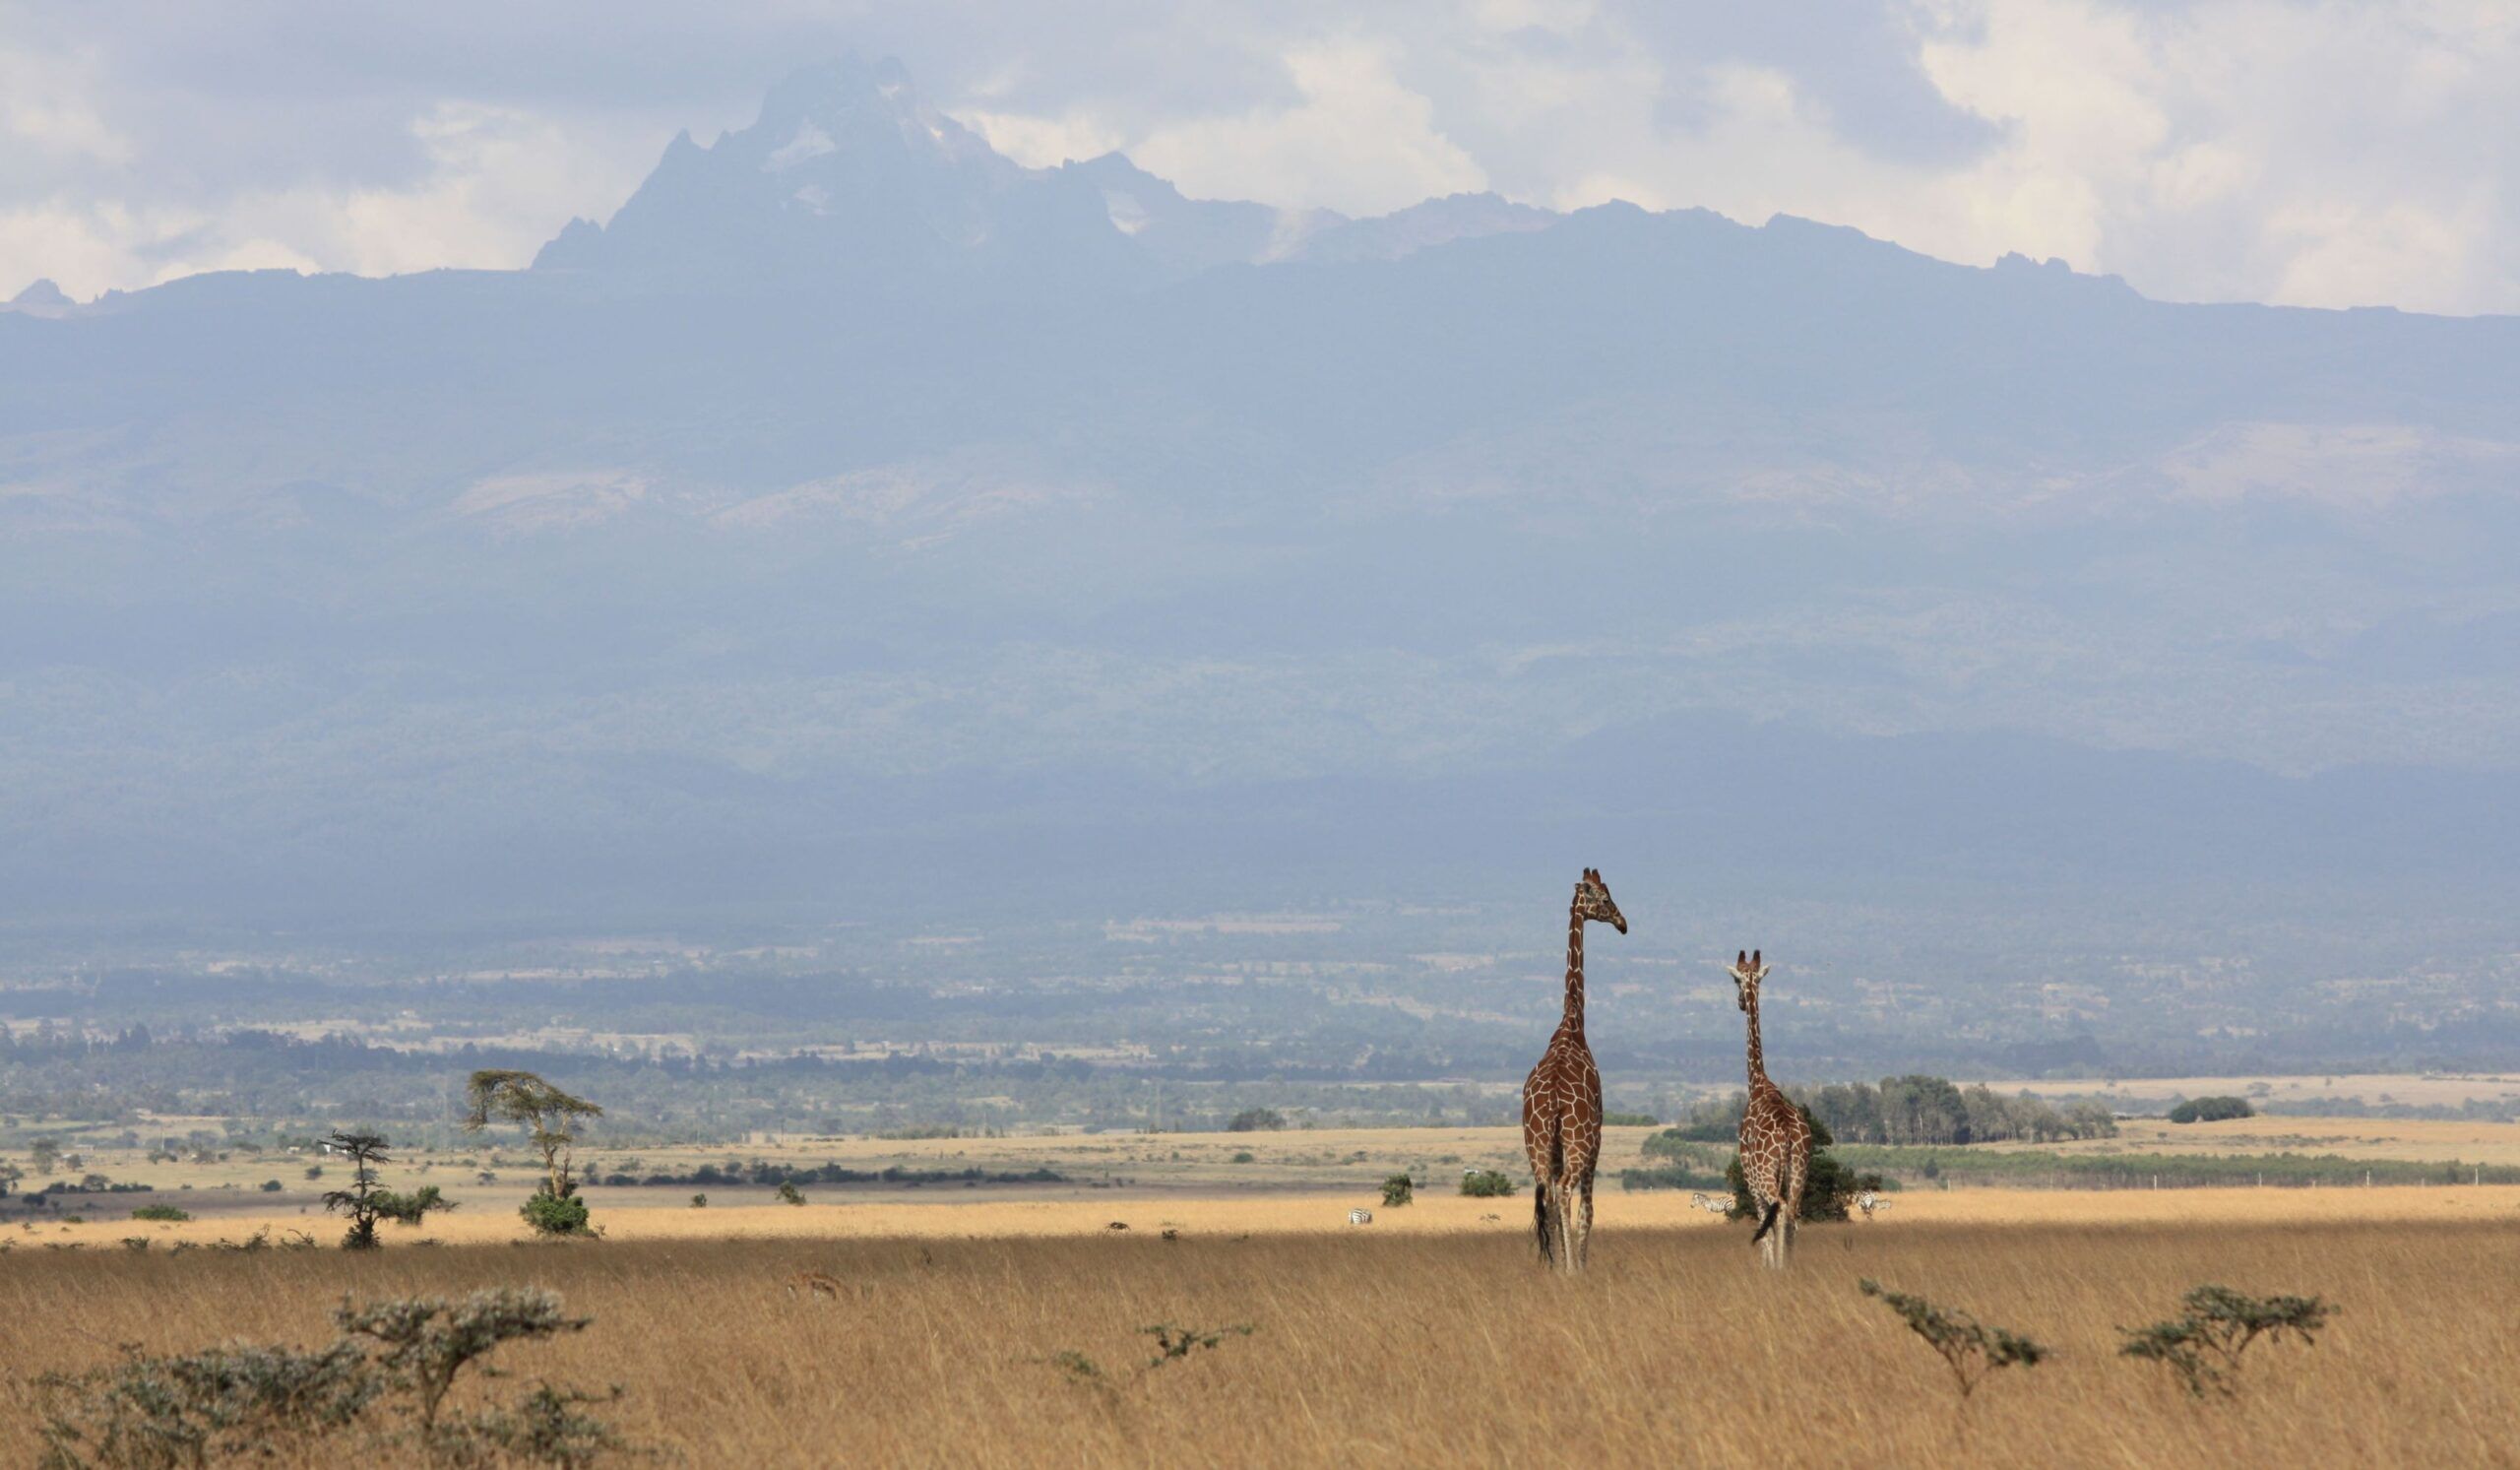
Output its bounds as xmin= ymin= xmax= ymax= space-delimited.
xmin=465 ymin=1071 xmax=602 ymax=1237
xmin=320 ymin=1131 xmax=448 ymax=1248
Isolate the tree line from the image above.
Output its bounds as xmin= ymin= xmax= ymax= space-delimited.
xmin=1660 ymin=1074 xmax=2119 ymax=1147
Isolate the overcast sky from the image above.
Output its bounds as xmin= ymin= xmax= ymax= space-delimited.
xmin=4 ymin=1 xmax=2513 ymax=314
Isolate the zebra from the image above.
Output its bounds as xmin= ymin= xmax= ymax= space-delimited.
xmin=1348 ymin=1207 xmax=1374 ymax=1226
xmin=1688 ymin=1191 xmax=1732 ymax=1217
xmin=1854 ymin=1190 xmax=1892 ymax=1220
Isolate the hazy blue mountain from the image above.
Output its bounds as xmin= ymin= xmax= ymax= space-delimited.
xmin=1 ymin=58 xmax=2515 ymax=960
xmin=1286 ymin=191 xmax=1556 ymax=263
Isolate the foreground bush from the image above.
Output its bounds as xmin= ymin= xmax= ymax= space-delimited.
xmin=36 ymin=1287 xmax=628 ymax=1468
xmin=2119 ymin=1284 xmax=2332 ymax=1396
xmin=1459 ymin=1169 xmax=1515 ymax=1197
xmin=1858 ymin=1279 xmax=2047 ymax=1400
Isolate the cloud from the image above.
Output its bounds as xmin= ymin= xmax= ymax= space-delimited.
xmin=0 ymin=1 xmax=2515 ymax=313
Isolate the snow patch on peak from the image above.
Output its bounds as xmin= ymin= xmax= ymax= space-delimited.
xmin=765 ymin=121 xmax=837 ymax=171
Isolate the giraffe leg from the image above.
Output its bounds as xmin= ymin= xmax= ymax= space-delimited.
xmin=1576 ymin=1177 xmax=1595 ymax=1270
xmin=1532 ymin=1182 xmax=1553 ymax=1266
xmin=1554 ymin=1182 xmax=1579 ymax=1274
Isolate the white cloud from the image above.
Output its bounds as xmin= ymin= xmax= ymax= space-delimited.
xmin=2 ymin=2 xmax=2518 ymax=313
xmin=0 ymin=98 xmax=659 ymax=297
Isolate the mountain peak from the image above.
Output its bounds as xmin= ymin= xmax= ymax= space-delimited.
xmin=5 ymin=278 xmax=75 ymax=314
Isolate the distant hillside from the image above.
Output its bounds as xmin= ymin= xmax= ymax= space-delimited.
xmin=0 ymin=56 xmax=2515 ymax=945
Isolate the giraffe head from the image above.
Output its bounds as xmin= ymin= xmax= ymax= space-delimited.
xmin=1727 ymin=948 xmax=1769 ymax=1012
xmin=1573 ymin=867 xmax=1626 ymax=933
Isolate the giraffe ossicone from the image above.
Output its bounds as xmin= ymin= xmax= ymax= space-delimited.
xmin=1520 ymin=866 xmax=1626 ymax=1273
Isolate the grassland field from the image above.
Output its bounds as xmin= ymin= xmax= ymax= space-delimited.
xmin=5 ymin=1203 xmax=2514 ymax=1467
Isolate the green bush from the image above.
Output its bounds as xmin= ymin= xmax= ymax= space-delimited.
xmin=1229 ymin=1151 xmax=1255 ymax=1164
xmin=129 ymin=1204 xmax=191 ymax=1222
xmin=776 ymin=1181 xmax=805 ymax=1206
xmin=1227 ymin=1108 xmax=1287 ymax=1132
xmin=1379 ymin=1174 xmax=1414 ymax=1207
xmin=2168 ymin=1096 xmax=2255 ymax=1124
xmin=258 ymin=1179 xmax=284 ymax=1192
xmin=519 ymin=1190 xmax=592 ymax=1238
xmin=1459 ymin=1169 xmax=1515 ymax=1197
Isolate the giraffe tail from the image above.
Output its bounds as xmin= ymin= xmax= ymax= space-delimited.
xmin=1533 ymin=1121 xmax=1564 ymax=1264
xmin=1749 ymin=1198 xmax=1784 ymax=1244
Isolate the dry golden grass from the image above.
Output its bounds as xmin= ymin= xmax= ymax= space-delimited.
xmin=5 ymin=1210 xmax=2515 ymax=1467
xmin=33 ymin=1182 xmax=2520 ymax=1252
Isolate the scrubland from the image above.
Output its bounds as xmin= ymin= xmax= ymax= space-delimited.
xmin=4 ymin=1210 xmax=2514 ymax=1467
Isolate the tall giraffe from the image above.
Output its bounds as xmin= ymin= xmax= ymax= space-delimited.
xmin=1522 ymin=867 xmax=1626 ymax=1272
xmin=1729 ymin=948 xmax=1811 ymax=1270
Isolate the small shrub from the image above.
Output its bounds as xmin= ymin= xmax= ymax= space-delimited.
xmin=337 ymin=1287 xmax=592 ymax=1433
xmin=443 ymin=1382 xmax=628 ymax=1467
xmin=1459 ymin=1169 xmax=1515 ymax=1197
xmin=519 ymin=1190 xmax=592 ymax=1238
xmin=374 ymin=1185 xmax=452 ymax=1227
xmin=1379 ymin=1174 xmax=1415 ymax=1207
xmin=776 ymin=1181 xmax=805 ymax=1206
xmin=1858 ymin=1280 xmax=2047 ymax=1399
xmin=689 ymin=1193 xmax=708 ymax=1208
xmin=1227 ymin=1108 xmax=1286 ymax=1132
xmin=35 ymin=1338 xmax=382 ymax=1466
xmin=129 ymin=1204 xmax=190 ymax=1222
xmin=259 ymin=1180 xmax=284 ymax=1192
xmin=1229 ymin=1151 xmax=1255 ymax=1164
xmin=2119 ymin=1284 xmax=2332 ymax=1396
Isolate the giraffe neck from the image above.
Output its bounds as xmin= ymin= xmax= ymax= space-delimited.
xmin=1743 ymin=990 xmax=1768 ymax=1089
xmin=1560 ymin=908 xmax=1586 ymax=1034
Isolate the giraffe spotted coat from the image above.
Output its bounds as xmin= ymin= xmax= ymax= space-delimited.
xmin=1521 ymin=867 xmax=1625 ymax=1272
xmin=1730 ymin=948 xmax=1812 ymax=1270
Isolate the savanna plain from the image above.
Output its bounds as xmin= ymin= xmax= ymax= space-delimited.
xmin=6 ymin=1126 xmax=2519 ymax=1468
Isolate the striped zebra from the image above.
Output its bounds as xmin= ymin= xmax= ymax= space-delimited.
xmin=1688 ymin=1191 xmax=1732 ymax=1217
xmin=1348 ymin=1207 xmax=1374 ymax=1226
xmin=1854 ymin=1190 xmax=1892 ymax=1220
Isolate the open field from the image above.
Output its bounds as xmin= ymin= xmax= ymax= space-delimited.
xmin=1984 ymin=1071 xmax=2520 ymax=1112
xmin=31 ymin=1118 xmax=2520 ymax=1244
xmin=23 ymin=1182 xmax=2520 ymax=1252
xmin=4 ymin=1211 xmax=2513 ymax=1467
xmin=2025 ymin=1115 xmax=2520 ymax=1167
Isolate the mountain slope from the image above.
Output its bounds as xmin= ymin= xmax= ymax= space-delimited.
xmin=0 ymin=60 xmax=2515 ymax=947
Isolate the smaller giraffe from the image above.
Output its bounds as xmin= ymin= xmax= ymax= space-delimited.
xmin=1729 ymin=948 xmax=1813 ymax=1271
